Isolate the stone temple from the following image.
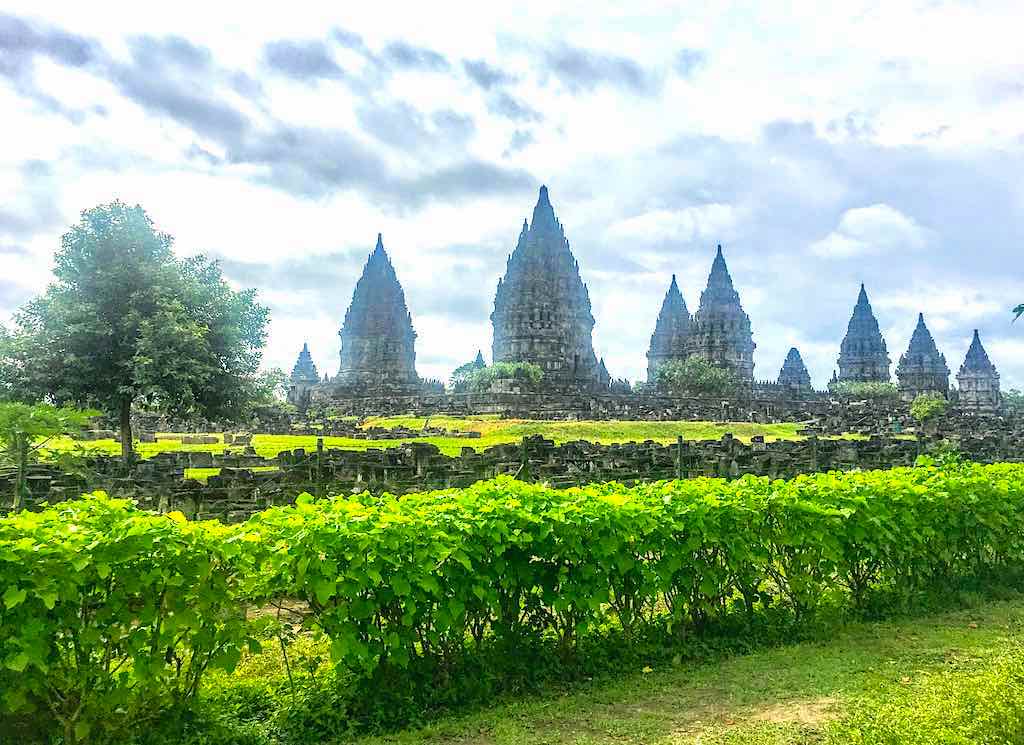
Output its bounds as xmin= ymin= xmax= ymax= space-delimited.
xmin=957 ymin=329 xmax=1001 ymax=412
xmin=895 ymin=313 xmax=949 ymax=401
xmin=646 ymin=274 xmax=691 ymax=380
xmin=491 ymin=186 xmax=601 ymax=387
xmin=835 ymin=284 xmax=891 ymax=383
xmin=336 ymin=234 xmax=421 ymax=393
xmin=777 ymin=347 xmax=813 ymax=393
xmin=289 ymin=342 xmax=319 ymax=387
xmin=687 ymin=246 xmax=756 ymax=381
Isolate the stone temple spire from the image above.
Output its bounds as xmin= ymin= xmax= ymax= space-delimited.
xmin=836 ymin=284 xmax=891 ymax=383
xmin=336 ymin=234 xmax=420 ymax=391
xmin=646 ymin=274 xmax=692 ymax=381
xmin=895 ymin=313 xmax=949 ymax=401
xmin=290 ymin=342 xmax=319 ymax=385
xmin=472 ymin=350 xmax=486 ymax=369
xmin=777 ymin=347 xmax=813 ymax=393
xmin=491 ymin=185 xmax=600 ymax=387
xmin=687 ymin=245 xmax=755 ymax=381
xmin=957 ymin=329 xmax=1001 ymax=413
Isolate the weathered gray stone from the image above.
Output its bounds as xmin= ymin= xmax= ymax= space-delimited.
xmin=491 ymin=186 xmax=601 ymax=387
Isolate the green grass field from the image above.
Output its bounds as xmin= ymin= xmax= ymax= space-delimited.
xmin=48 ymin=416 xmax=831 ymax=461
xmin=312 ymin=598 xmax=1022 ymax=744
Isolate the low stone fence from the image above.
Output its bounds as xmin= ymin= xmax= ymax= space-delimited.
xmin=7 ymin=425 xmax=1022 ymax=523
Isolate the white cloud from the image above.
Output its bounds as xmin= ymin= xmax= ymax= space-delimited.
xmin=607 ymin=203 xmax=741 ymax=244
xmin=809 ymin=204 xmax=929 ymax=258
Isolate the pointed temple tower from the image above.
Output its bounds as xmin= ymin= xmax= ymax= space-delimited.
xmin=777 ymin=347 xmax=813 ymax=394
xmin=290 ymin=343 xmax=319 ymax=386
xmin=491 ymin=186 xmax=599 ymax=386
xmin=895 ymin=313 xmax=949 ymax=401
xmin=956 ymin=330 xmax=1001 ymax=413
xmin=336 ymin=234 xmax=420 ymax=392
xmin=835 ymin=284 xmax=891 ymax=383
xmin=687 ymin=245 xmax=755 ymax=381
xmin=287 ymin=342 xmax=320 ymax=407
xmin=646 ymin=274 xmax=691 ymax=381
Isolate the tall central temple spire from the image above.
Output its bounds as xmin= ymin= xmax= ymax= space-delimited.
xmin=687 ymin=245 xmax=755 ymax=381
xmin=336 ymin=234 xmax=420 ymax=391
xmin=491 ymin=185 xmax=600 ymax=386
xmin=835 ymin=283 xmax=891 ymax=383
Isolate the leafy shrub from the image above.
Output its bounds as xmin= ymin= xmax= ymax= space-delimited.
xmin=651 ymin=358 xmax=742 ymax=397
xmin=1004 ymin=388 xmax=1024 ymax=415
xmin=910 ymin=392 xmax=948 ymax=423
xmin=246 ymin=463 xmax=1024 ymax=702
xmin=464 ymin=361 xmax=543 ymax=392
xmin=829 ymin=381 xmax=900 ymax=401
xmin=0 ymin=495 xmax=258 ymax=744
xmin=0 ymin=402 xmax=98 ymax=511
xmin=7 ymin=464 xmax=1024 ymax=740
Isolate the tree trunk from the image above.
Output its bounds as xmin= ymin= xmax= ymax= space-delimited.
xmin=13 ymin=434 xmax=27 ymax=512
xmin=120 ymin=397 xmax=134 ymax=463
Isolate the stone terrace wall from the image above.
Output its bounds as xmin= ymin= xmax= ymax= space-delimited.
xmin=7 ymin=424 xmax=1022 ymax=522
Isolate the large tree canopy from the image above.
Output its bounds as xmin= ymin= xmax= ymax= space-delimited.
xmin=8 ymin=201 xmax=269 ymax=457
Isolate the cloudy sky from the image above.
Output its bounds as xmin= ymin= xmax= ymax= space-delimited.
xmin=2 ymin=1 xmax=1022 ymax=389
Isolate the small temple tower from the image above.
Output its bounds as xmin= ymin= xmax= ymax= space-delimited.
xmin=646 ymin=274 xmax=691 ymax=381
xmin=687 ymin=245 xmax=755 ymax=381
xmin=895 ymin=313 xmax=949 ymax=401
xmin=956 ymin=330 xmax=1001 ymax=413
xmin=835 ymin=284 xmax=891 ymax=383
xmin=287 ymin=342 xmax=320 ymax=407
xmin=777 ymin=347 xmax=813 ymax=394
xmin=491 ymin=186 xmax=600 ymax=386
xmin=336 ymin=234 xmax=420 ymax=392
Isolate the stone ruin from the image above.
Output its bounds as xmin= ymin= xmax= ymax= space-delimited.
xmin=280 ymin=187 xmax=1012 ymax=420
xmin=833 ymin=284 xmax=891 ymax=383
xmin=895 ymin=313 xmax=950 ymax=401
xmin=9 ymin=419 xmax=1023 ymax=522
xmin=957 ymin=329 xmax=1001 ymax=413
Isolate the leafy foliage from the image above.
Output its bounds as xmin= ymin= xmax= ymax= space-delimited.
xmin=910 ymin=392 xmax=948 ymax=422
xmin=448 ymin=358 xmax=484 ymax=392
xmin=829 ymin=380 xmax=900 ymax=401
xmin=0 ymin=402 xmax=97 ymax=510
xmin=0 ymin=495 xmax=259 ymax=744
xmin=1014 ymin=303 xmax=1023 ymax=321
xmin=7 ymin=202 xmax=269 ymax=457
xmin=1004 ymin=389 xmax=1024 ymax=415
xmin=463 ymin=361 xmax=543 ymax=392
xmin=7 ymin=463 xmax=1024 ymax=740
xmin=652 ymin=358 xmax=741 ymax=397
xmin=247 ymin=462 xmax=1024 ymax=692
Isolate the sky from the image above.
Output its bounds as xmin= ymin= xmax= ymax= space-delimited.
xmin=1 ymin=0 xmax=1022 ymax=390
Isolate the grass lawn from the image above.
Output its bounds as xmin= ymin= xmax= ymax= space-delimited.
xmin=47 ymin=417 xmax=837 ymax=460
xmin=341 ymin=597 xmax=1022 ymax=745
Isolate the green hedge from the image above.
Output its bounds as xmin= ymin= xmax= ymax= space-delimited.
xmin=3 ymin=461 xmax=1024 ymax=741
xmin=0 ymin=498 xmax=259 ymax=744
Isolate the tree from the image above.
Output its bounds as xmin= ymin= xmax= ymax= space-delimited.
xmin=1014 ymin=304 xmax=1023 ymax=322
xmin=0 ymin=402 xmax=97 ymax=511
xmin=449 ymin=361 xmax=480 ymax=392
xmin=910 ymin=392 xmax=949 ymax=424
xmin=9 ymin=202 xmax=269 ymax=459
xmin=1003 ymin=389 xmax=1024 ymax=415
xmin=464 ymin=361 xmax=543 ymax=392
xmin=652 ymin=358 xmax=741 ymax=398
